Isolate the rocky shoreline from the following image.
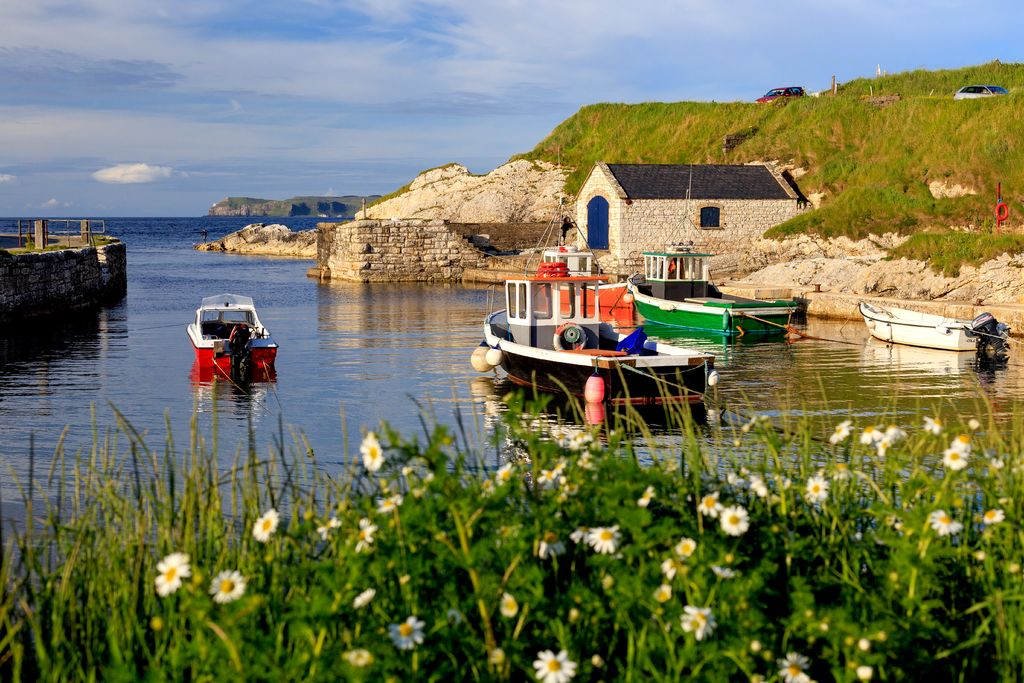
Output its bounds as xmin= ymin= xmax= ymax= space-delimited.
xmin=195 ymin=223 xmax=316 ymax=258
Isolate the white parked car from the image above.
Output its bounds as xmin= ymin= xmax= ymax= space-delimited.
xmin=953 ymin=85 xmax=1009 ymax=100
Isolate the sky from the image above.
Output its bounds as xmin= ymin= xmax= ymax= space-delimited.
xmin=0 ymin=1 xmax=1021 ymax=217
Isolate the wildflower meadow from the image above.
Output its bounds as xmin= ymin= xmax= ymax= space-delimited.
xmin=1 ymin=395 xmax=1023 ymax=681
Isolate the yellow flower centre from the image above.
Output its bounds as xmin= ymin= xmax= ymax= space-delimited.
xmin=728 ymin=514 xmax=741 ymax=526
xmin=359 ymin=529 xmax=369 ymax=541
xmin=220 ymin=579 xmax=235 ymax=594
xmin=262 ymin=519 xmax=272 ymax=532
xmin=950 ymin=453 xmax=960 ymax=461
xmin=811 ymin=485 xmax=821 ymax=493
xmin=163 ymin=567 xmax=177 ymax=581
xmin=600 ymin=530 xmax=613 ymax=541
xmin=940 ymin=515 xmax=951 ymax=525
xmin=547 ymin=660 xmax=562 ymax=672
xmin=399 ymin=622 xmax=413 ymax=637
xmin=788 ymin=665 xmax=802 ymax=676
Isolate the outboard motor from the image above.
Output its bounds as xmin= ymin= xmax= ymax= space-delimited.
xmin=228 ymin=324 xmax=253 ymax=381
xmin=966 ymin=312 xmax=1010 ymax=364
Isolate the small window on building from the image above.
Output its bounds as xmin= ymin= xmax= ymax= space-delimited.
xmin=699 ymin=206 xmax=721 ymax=229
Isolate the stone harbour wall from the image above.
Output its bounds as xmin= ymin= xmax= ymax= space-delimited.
xmin=0 ymin=242 xmax=127 ymax=322
xmin=315 ymin=219 xmax=487 ymax=282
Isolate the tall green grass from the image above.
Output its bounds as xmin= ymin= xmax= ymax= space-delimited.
xmin=2 ymin=395 xmax=1024 ymax=681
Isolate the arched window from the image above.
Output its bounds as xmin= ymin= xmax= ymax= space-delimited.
xmin=699 ymin=206 xmax=721 ymax=229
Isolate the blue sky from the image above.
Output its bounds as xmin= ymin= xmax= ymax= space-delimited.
xmin=0 ymin=0 xmax=1021 ymax=216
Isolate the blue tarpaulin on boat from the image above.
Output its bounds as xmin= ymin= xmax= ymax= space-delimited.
xmin=616 ymin=328 xmax=648 ymax=355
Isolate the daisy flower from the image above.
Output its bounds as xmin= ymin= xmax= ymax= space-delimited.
xmin=569 ymin=527 xmax=588 ymax=544
xmin=661 ymin=558 xmax=682 ymax=581
xmin=587 ymin=526 xmax=621 ymax=554
xmin=719 ymin=505 xmax=750 ymax=536
xmin=749 ymin=475 xmax=769 ymax=498
xmin=361 ymin=431 xmax=384 ymax=472
xmin=377 ymin=494 xmax=403 ymax=514
xmin=537 ymin=468 xmax=560 ymax=490
xmin=929 ymin=509 xmax=963 ymax=536
xmin=389 ymin=615 xmax=425 ymax=650
xmin=355 ymin=517 xmax=377 ymax=553
xmin=968 ymin=418 xmax=981 ymax=431
xmin=353 ymin=588 xmax=376 ymax=609
xmin=990 ymin=457 xmax=1006 ymax=471
xmin=343 ymin=649 xmax=374 ymax=667
xmin=637 ymin=486 xmax=655 ymax=508
xmin=674 ymin=537 xmax=697 ymax=559
xmin=537 ymin=531 xmax=566 ymax=559
xmin=805 ymin=476 xmax=829 ymax=504
xmin=923 ymin=416 xmax=943 ymax=435
xmin=252 ymin=508 xmax=279 ymax=543
xmin=209 ymin=570 xmax=246 ymax=604
xmin=885 ymin=424 xmax=906 ymax=442
xmin=711 ymin=565 xmax=736 ymax=579
xmin=680 ymin=605 xmax=716 ymax=641
xmin=500 ymin=592 xmax=519 ymax=618
xmin=317 ymin=516 xmax=341 ymax=541
xmin=653 ymin=584 xmax=672 ymax=603
xmin=495 ymin=463 xmax=514 ymax=485
xmin=860 ymin=425 xmax=883 ymax=445
xmin=856 ymin=665 xmax=873 ymax=681
xmin=876 ymin=437 xmax=891 ymax=457
xmin=829 ymin=420 xmax=853 ymax=444
xmin=778 ymin=652 xmax=812 ymax=683
xmin=832 ymin=463 xmax=851 ymax=481
xmin=983 ymin=509 xmax=1005 ymax=525
xmin=942 ymin=448 xmax=969 ymax=471
xmin=533 ymin=649 xmax=577 ymax=683
xmin=948 ymin=434 xmax=972 ymax=454
xmin=154 ymin=552 xmax=191 ymax=597
xmin=697 ymin=491 xmax=723 ymax=518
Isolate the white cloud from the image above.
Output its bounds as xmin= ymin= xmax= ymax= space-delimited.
xmin=92 ymin=162 xmax=173 ymax=184
xmin=42 ymin=197 xmax=59 ymax=207
xmin=0 ymin=173 xmax=14 ymax=183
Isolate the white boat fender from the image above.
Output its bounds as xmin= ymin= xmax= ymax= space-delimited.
xmin=471 ymin=343 xmax=493 ymax=372
xmin=707 ymin=369 xmax=720 ymax=387
xmin=485 ymin=346 xmax=503 ymax=367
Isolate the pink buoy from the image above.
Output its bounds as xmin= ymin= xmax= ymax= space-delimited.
xmin=584 ymin=372 xmax=606 ymax=403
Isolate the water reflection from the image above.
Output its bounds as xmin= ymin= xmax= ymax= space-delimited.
xmin=189 ymin=361 xmax=277 ymax=423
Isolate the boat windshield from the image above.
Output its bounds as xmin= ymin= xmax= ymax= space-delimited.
xmin=201 ymin=309 xmax=254 ymax=324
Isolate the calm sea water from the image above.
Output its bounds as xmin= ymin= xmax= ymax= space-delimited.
xmin=2 ymin=217 xmax=1023 ymax=514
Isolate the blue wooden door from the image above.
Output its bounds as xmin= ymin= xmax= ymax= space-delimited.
xmin=587 ymin=196 xmax=609 ymax=249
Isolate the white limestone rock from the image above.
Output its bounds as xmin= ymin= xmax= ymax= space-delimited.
xmin=195 ymin=223 xmax=317 ymax=258
xmin=358 ymin=160 xmax=569 ymax=223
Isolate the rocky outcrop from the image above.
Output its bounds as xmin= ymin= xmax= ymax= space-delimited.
xmin=195 ymin=223 xmax=317 ymax=258
xmin=735 ymin=235 xmax=1024 ymax=304
xmin=357 ymin=160 xmax=569 ymax=223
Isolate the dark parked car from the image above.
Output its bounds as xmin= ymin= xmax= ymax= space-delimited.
xmin=756 ymin=86 xmax=805 ymax=103
xmin=953 ymin=85 xmax=1008 ymax=100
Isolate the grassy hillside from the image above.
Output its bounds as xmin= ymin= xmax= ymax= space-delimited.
xmin=515 ymin=61 xmax=1024 ymax=271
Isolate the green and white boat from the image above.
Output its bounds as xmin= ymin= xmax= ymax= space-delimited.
xmin=627 ymin=247 xmax=798 ymax=337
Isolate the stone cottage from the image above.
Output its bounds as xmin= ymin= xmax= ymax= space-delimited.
xmin=574 ymin=162 xmax=805 ymax=270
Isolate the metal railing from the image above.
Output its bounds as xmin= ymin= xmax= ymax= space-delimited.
xmin=7 ymin=219 xmax=107 ymax=249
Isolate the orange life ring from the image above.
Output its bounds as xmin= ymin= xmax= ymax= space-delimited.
xmin=553 ymin=323 xmax=587 ymax=351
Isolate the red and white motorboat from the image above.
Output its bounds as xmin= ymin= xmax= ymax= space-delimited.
xmin=186 ymin=294 xmax=278 ymax=377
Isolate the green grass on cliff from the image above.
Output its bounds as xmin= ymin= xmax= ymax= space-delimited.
xmin=514 ymin=61 xmax=1024 ymax=266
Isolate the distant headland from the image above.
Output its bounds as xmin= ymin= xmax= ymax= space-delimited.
xmin=207 ymin=195 xmax=381 ymax=218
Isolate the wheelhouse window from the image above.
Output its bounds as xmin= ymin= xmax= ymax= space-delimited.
xmin=578 ymin=283 xmax=594 ymax=318
xmin=557 ymin=283 xmax=575 ymax=318
xmin=532 ymin=282 xmax=553 ymax=319
xmin=506 ymin=283 xmax=518 ymax=318
xmin=699 ymin=206 xmax=721 ymax=228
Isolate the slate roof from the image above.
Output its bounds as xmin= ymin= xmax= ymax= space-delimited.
xmin=605 ymin=164 xmax=792 ymax=200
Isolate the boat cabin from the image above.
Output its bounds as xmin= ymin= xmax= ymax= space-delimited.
xmin=642 ymin=249 xmax=712 ymax=300
xmin=504 ymin=275 xmax=603 ymax=350
xmin=542 ymin=247 xmax=594 ymax=277
xmin=196 ymin=294 xmax=259 ymax=340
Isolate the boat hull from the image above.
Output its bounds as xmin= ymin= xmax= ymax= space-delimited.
xmin=632 ymin=291 xmax=795 ymax=337
xmin=498 ymin=350 xmax=707 ymax=404
xmin=192 ymin=344 xmax=278 ymax=369
xmin=859 ymin=302 xmax=974 ymax=351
